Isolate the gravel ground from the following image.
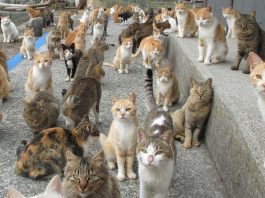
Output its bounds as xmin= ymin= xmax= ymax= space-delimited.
xmin=0 ymin=16 xmax=227 ymax=198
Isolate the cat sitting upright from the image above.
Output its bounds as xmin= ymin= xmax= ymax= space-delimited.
xmin=20 ymin=28 xmax=35 ymax=60
xmin=222 ymin=7 xmax=236 ymax=38
xmin=1 ymin=16 xmax=19 ymax=43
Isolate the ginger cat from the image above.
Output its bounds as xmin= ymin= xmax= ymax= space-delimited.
xmin=74 ymin=29 xmax=86 ymax=54
xmin=104 ymin=37 xmax=133 ymax=74
xmin=25 ymin=52 xmax=53 ymax=101
xmin=194 ymin=7 xmax=228 ymax=65
xmin=248 ymin=52 xmax=265 ymax=121
xmin=175 ymin=2 xmax=197 ymax=38
xmin=20 ymin=28 xmax=35 ymax=60
xmin=156 ymin=66 xmax=180 ymax=111
xmin=222 ymin=7 xmax=236 ymax=38
xmin=100 ymin=93 xmax=138 ymax=182
xmin=26 ymin=6 xmax=42 ymax=18
xmin=57 ymin=11 xmax=69 ymax=39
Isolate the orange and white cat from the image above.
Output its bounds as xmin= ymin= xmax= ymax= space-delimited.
xmin=104 ymin=37 xmax=133 ymax=74
xmin=25 ymin=52 xmax=53 ymax=101
xmin=175 ymin=2 xmax=197 ymax=37
xmin=74 ymin=29 xmax=86 ymax=54
xmin=248 ymin=52 xmax=265 ymax=121
xmin=20 ymin=29 xmax=35 ymax=60
xmin=194 ymin=7 xmax=228 ymax=65
xmin=57 ymin=12 xmax=69 ymax=40
xmin=99 ymin=93 xmax=138 ymax=182
xmin=222 ymin=7 xmax=236 ymax=38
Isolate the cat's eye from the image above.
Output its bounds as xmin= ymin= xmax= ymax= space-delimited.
xmin=116 ymin=108 xmax=120 ymax=111
xmin=155 ymin=151 xmax=163 ymax=155
xmin=125 ymin=108 xmax=131 ymax=111
xmin=89 ymin=174 xmax=100 ymax=180
xmin=256 ymin=74 xmax=262 ymax=79
xmin=141 ymin=149 xmax=147 ymax=153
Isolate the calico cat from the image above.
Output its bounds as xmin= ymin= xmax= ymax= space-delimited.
xmin=74 ymin=29 xmax=86 ymax=54
xmin=1 ymin=16 xmax=19 ymax=43
xmin=62 ymin=43 xmax=83 ymax=82
xmin=57 ymin=11 xmax=69 ymax=39
xmin=23 ymin=91 xmax=59 ymax=135
xmin=104 ymin=37 xmax=133 ymax=74
xmin=175 ymin=2 xmax=197 ymax=37
xmin=62 ymin=76 xmax=101 ymax=130
xmin=47 ymin=27 xmax=63 ymax=60
xmin=62 ymin=150 xmax=121 ymax=198
xmin=20 ymin=28 xmax=35 ymax=60
xmin=100 ymin=93 xmax=138 ymax=182
xmin=7 ymin=175 xmax=63 ymax=198
xmin=194 ymin=7 xmax=228 ymax=65
xmin=171 ymin=78 xmax=213 ymax=149
xmin=16 ymin=117 xmax=100 ymax=179
xmin=93 ymin=18 xmax=105 ymax=43
xmin=118 ymin=11 xmax=133 ymax=25
xmin=25 ymin=52 xmax=53 ymax=101
xmin=26 ymin=6 xmax=42 ymax=18
xmin=156 ymin=66 xmax=180 ymax=111
xmin=137 ymin=69 xmax=176 ymax=198
xmin=248 ymin=52 xmax=265 ymax=121
xmin=222 ymin=7 xmax=236 ymax=38
xmin=231 ymin=11 xmax=265 ymax=74
xmin=161 ymin=12 xmax=178 ymax=33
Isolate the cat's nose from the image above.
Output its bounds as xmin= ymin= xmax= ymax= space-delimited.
xmin=147 ymin=155 xmax=154 ymax=162
xmin=80 ymin=183 xmax=87 ymax=191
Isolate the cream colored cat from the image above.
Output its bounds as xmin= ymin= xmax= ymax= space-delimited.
xmin=248 ymin=52 xmax=265 ymax=121
xmin=99 ymin=93 xmax=138 ymax=182
xmin=25 ymin=52 xmax=53 ymax=101
xmin=194 ymin=7 xmax=228 ymax=65
xmin=20 ymin=29 xmax=35 ymax=60
xmin=104 ymin=37 xmax=133 ymax=74
xmin=156 ymin=66 xmax=180 ymax=111
xmin=74 ymin=29 xmax=86 ymax=54
xmin=222 ymin=7 xmax=236 ymax=38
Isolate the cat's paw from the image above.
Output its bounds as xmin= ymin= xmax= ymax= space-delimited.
xmin=163 ymin=106 xmax=168 ymax=111
xmin=23 ymin=55 xmax=27 ymax=59
xmin=231 ymin=65 xmax=239 ymax=70
xmin=192 ymin=141 xmax=201 ymax=147
xmin=3 ymin=40 xmax=6 ymax=43
xmin=124 ymin=69 xmax=129 ymax=74
xmin=70 ymin=78 xmax=75 ymax=82
xmin=7 ymin=40 xmax=10 ymax=43
xmin=203 ymin=60 xmax=211 ymax=65
xmin=107 ymin=162 xmax=115 ymax=170
xmin=198 ymin=57 xmax=204 ymax=63
xmin=27 ymin=56 xmax=32 ymax=60
xmin=65 ymin=76 xmax=70 ymax=82
xmin=242 ymin=68 xmax=250 ymax=74
xmin=168 ymin=102 xmax=173 ymax=107
xmin=117 ymin=173 xmax=126 ymax=182
xmin=118 ymin=69 xmax=123 ymax=74
xmin=127 ymin=172 xmax=137 ymax=180
xmin=183 ymin=141 xmax=192 ymax=149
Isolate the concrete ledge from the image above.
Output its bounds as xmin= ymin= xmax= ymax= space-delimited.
xmin=166 ymin=35 xmax=265 ymax=197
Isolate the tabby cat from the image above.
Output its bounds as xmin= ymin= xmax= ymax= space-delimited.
xmin=156 ymin=66 xmax=180 ymax=111
xmin=175 ymin=2 xmax=198 ymax=37
xmin=194 ymin=7 xmax=228 ymax=65
xmin=137 ymin=69 xmax=176 ymax=198
xmin=171 ymin=78 xmax=213 ymax=149
xmin=231 ymin=11 xmax=265 ymax=74
xmin=62 ymin=150 xmax=121 ymax=198
xmin=248 ymin=52 xmax=265 ymax=121
xmin=47 ymin=27 xmax=63 ymax=60
xmin=20 ymin=28 xmax=35 ymax=60
xmin=100 ymin=93 xmax=138 ymax=182
xmin=1 ymin=16 xmax=19 ymax=43
xmin=222 ymin=7 xmax=236 ymax=38
xmin=7 ymin=175 xmax=63 ymax=198
xmin=23 ymin=91 xmax=59 ymax=135
xmin=16 ymin=117 xmax=100 ymax=179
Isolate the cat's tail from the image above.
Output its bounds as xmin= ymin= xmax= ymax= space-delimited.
xmin=99 ymin=133 xmax=107 ymax=147
xmin=132 ymin=47 xmax=141 ymax=58
xmin=145 ymin=69 xmax=158 ymax=111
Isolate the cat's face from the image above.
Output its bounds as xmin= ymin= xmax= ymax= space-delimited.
xmin=234 ymin=12 xmax=256 ymax=34
xmin=84 ymin=8 xmax=90 ymax=15
xmin=152 ymin=27 xmax=164 ymax=41
xmin=76 ymin=30 xmax=86 ymax=38
xmin=34 ymin=52 xmax=52 ymax=70
xmin=111 ymin=93 xmax=136 ymax=120
xmin=222 ymin=7 xmax=235 ymax=19
xmin=137 ymin=129 xmax=173 ymax=167
xmin=190 ymin=78 xmax=213 ymax=101
xmin=64 ymin=150 xmax=108 ymax=197
xmin=156 ymin=66 xmax=173 ymax=82
xmin=1 ymin=17 xmax=11 ymax=25
xmin=62 ymin=43 xmax=75 ymax=59
xmin=24 ymin=29 xmax=34 ymax=40
xmin=194 ymin=7 xmax=213 ymax=27
xmin=152 ymin=46 xmax=163 ymax=56
xmin=94 ymin=19 xmax=103 ymax=28
xmin=50 ymin=27 xmax=62 ymax=40
xmin=122 ymin=37 xmax=133 ymax=49
xmin=175 ymin=3 xmax=187 ymax=15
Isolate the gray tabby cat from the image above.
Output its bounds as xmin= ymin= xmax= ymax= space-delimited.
xmin=171 ymin=78 xmax=213 ymax=149
xmin=136 ymin=69 xmax=176 ymax=198
xmin=47 ymin=26 xmax=63 ymax=60
xmin=23 ymin=91 xmax=59 ymax=135
xmin=231 ymin=11 xmax=265 ymax=74
xmin=62 ymin=150 xmax=121 ymax=198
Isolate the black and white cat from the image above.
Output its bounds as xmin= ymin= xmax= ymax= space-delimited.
xmin=61 ymin=43 xmax=82 ymax=82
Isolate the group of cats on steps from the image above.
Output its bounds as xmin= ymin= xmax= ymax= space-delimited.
xmin=0 ymin=1 xmax=264 ymax=198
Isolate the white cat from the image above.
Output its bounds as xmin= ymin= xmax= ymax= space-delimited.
xmin=162 ymin=14 xmax=178 ymax=33
xmin=80 ymin=7 xmax=90 ymax=24
xmin=1 ymin=16 xmax=19 ymax=43
xmin=7 ymin=175 xmax=63 ymax=198
xmin=92 ymin=18 xmax=104 ymax=42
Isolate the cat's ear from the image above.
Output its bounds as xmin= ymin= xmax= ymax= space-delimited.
xmin=205 ymin=78 xmax=212 ymax=87
xmin=137 ymin=127 xmax=147 ymax=143
xmin=128 ymin=92 xmax=136 ymax=104
xmin=234 ymin=10 xmax=241 ymax=18
xmin=206 ymin=6 xmax=212 ymax=12
xmin=112 ymin=96 xmax=119 ymax=104
xmin=72 ymin=96 xmax=81 ymax=105
xmin=7 ymin=187 xmax=25 ymax=198
xmin=190 ymin=78 xmax=196 ymax=87
xmin=66 ymin=150 xmax=78 ymax=162
xmin=45 ymin=175 xmax=62 ymax=195
xmin=160 ymin=130 xmax=173 ymax=144
xmin=92 ymin=149 xmax=105 ymax=168
xmin=248 ymin=52 xmax=263 ymax=71
xmin=61 ymin=44 xmax=67 ymax=51
xmin=70 ymin=43 xmax=75 ymax=51
xmin=251 ymin=10 xmax=256 ymax=18
xmin=86 ymin=123 xmax=100 ymax=136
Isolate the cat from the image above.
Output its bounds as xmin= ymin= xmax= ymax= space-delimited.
xmin=137 ymin=69 xmax=176 ymax=198
xmin=85 ymin=63 xmax=105 ymax=82
xmin=26 ymin=6 xmax=42 ymax=18
xmin=1 ymin=16 xmax=19 ymax=43
xmin=171 ymin=78 xmax=213 ymax=149
xmin=80 ymin=7 xmax=90 ymax=24
xmin=23 ymin=91 xmax=59 ymax=135
xmin=62 ymin=43 xmax=83 ymax=82
xmin=74 ymin=29 xmax=86 ymax=54
xmin=194 ymin=6 xmax=228 ymax=65
xmin=156 ymin=66 xmax=180 ymax=111
xmin=161 ymin=12 xmax=178 ymax=33
xmin=0 ymin=49 xmax=8 ymax=75
xmin=248 ymin=52 xmax=265 ymax=121
xmin=175 ymin=2 xmax=198 ymax=37
xmin=62 ymin=76 xmax=101 ymax=130
xmin=20 ymin=28 xmax=35 ymax=60
xmin=118 ymin=11 xmax=133 ymax=25
xmin=16 ymin=116 xmax=100 ymax=179
xmin=57 ymin=11 xmax=69 ymax=39
xmin=25 ymin=52 xmax=53 ymax=101
xmin=7 ymin=175 xmax=63 ymax=198
xmin=92 ymin=18 xmax=105 ymax=43
xmin=62 ymin=150 xmax=121 ymax=198
xmin=47 ymin=27 xmax=64 ymax=60
xmin=132 ymin=35 xmax=164 ymax=69
xmin=231 ymin=11 xmax=265 ymax=74
xmin=104 ymin=37 xmax=133 ymax=74
xmin=99 ymin=93 xmax=138 ymax=182
xmin=222 ymin=7 xmax=236 ymax=38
